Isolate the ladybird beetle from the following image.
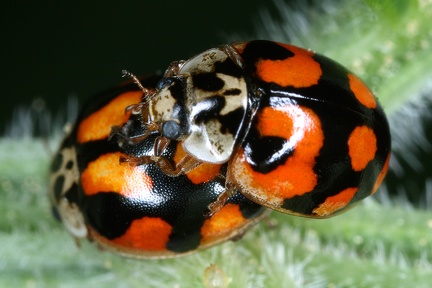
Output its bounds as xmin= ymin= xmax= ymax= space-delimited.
xmin=114 ymin=40 xmax=391 ymax=218
xmin=49 ymin=74 xmax=268 ymax=259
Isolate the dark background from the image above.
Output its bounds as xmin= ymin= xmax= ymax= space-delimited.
xmin=1 ymin=1 xmax=286 ymax=134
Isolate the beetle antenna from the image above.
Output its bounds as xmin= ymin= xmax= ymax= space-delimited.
xmin=122 ymin=70 xmax=152 ymax=95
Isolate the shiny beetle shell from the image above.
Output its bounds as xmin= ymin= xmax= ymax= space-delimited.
xmin=49 ymin=75 xmax=268 ymax=259
xmin=117 ymin=40 xmax=391 ymax=218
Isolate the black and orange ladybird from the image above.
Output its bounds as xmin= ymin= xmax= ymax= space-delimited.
xmin=115 ymin=40 xmax=391 ymax=218
xmin=49 ymin=74 xmax=268 ymax=259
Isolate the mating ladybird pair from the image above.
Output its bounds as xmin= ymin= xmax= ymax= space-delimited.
xmin=49 ymin=40 xmax=391 ymax=258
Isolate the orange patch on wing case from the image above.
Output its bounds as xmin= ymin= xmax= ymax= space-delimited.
xmin=200 ymin=204 xmax=245 ymax=244
xmin=231 ymin=105 xmax=324 ymax=206
xmin=348 ymin=73 xmax=377 ymax=109
xmin=173 ymin=142 xmax=222 ymax=184
xmin=77 ymin=91 xmax=143 ymax=143
xmin=256 ymin=44 xmax=322 ymax=88
xmin=110 ymin=217 xmax=172 ymax=251
xmin=372 ymin=153 xmax=390 ymax=194
xmin=312 ymin=187 xmax=358 ymax=216
xmin=348 ymin=126 xmax=377 ymax=171
xmin=81 ymin=152 xmax=153 ymax=197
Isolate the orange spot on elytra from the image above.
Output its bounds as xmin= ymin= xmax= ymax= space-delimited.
xmin=372 ymin=153 xmax=390 ymax=194
xmin=77 ymin=91 xmax=143 ymax=143
xmin=81 ymin=152 xmax=153 ymax=197
xmin=231 ymin=105 xmax=324 ymax=206
xmin=110 ymin=217 xmax=172 ymax=251
xmin=312 ymin=187 xmax=358 ymax=216
xmin=200 ymin=204 xmax=245 ymax=245
xmin=256 ymin=107 xmax=294 ymax=139
xmin=348 ymin=73 xmax=377 ymax=109
xmin=173 ymin=142 xmax=222 ymax=184
xmin=348 ymin=126 xmax=377 ymax=171
xmin=256 ymin=44 xmax=322 ymax=88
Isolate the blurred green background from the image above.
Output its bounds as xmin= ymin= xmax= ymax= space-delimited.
xmin=1 ymin=0 xmax=286 ymax=134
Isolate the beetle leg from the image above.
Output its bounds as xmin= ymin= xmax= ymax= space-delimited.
xmin=163 ymin=60 xmax=186 ymax=77
xmin=153 ymin=153 xmax=201 ymax=176
xmin=118 ymin=135 xmax=168 ymax=167
xmin=206 ymin=182 xmax=237 ymax=218
xmin=121 ymin=153 xmax=202 ymax=176
xmin=110 ymin=121 xmax=159 ymax=146
xmin=120 ymin=136 xmax=202 ymax=176
xmin=153 ymin=136 xmax=170 ymax=156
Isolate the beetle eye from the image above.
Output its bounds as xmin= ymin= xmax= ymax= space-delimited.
xmin=156 ymin=78 xmax=175 ymax=90
xmin=162 ymin=121 xmax=182 ymax=140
